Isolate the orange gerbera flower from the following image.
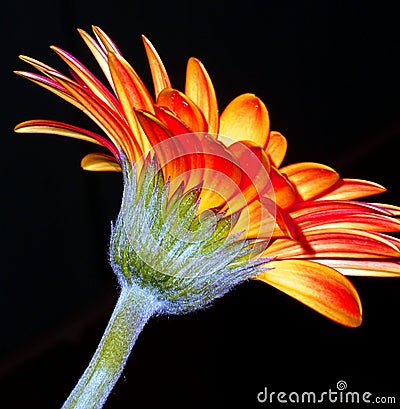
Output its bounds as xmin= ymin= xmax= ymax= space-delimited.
xmin=14 ymin=26 xmax=400 ymax=409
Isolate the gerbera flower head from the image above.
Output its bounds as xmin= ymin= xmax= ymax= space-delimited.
xmin=15 ymin=25 xmax=400 ymax=328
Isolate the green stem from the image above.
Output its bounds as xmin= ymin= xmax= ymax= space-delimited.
xmin=61 ymin=283 xmax=160 ymax=409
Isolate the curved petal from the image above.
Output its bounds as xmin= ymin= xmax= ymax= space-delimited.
xmin=157 ymin=88 xmax=208 ymax=132
xmin=50 ymin=46 xmax=121 ymax=112
xmin=108 ymin=52 xmax=154 ymax=153
xmin=136 ymin=110 xmax=236 ymax=206
xmin=280 ymin=162 xmax=340 ymax=201
xmin=265 ymin=229 xmax=400 ymax=259
xmin=78 ymin=28 xmax=115 ymax=92
xmin=272 ymin=205 xmax=303 ymax=241
xmin=14 ymin=69 xmax=81 ymax=110
xmin=229 ymin=199 xmax=276 ymax=240
xmin=142 ymin=35 xmax=172 ymax=98
xmin=269 ymin=167 xmax=298 ymax=209
xmin=290 ymin=200 xmax=395 ymax=218
xmin=296 ymin=211 xmax=400 ymax=233
xmin=373 ymin=203 xmax=400 ymax=216
xmin=81 ymin=153 xmax=121 ymax=171
xmin=265 ymin=131 xmax=287 ymax=167
xmin=317 ymin=178 xmax=386 ymax=200
xmin=51 ymin=72 xmax=142 ymax=162
xmin=92 ymin=25 xmax=121 ymax=55
xmin=185 ymin=57 xmax=219 ymax=134
xmin=154 ymin=105 xmax=192 ymax=135
xmin=255 ymin=259 xmax=362 ymax=327
xmin=219 ymin=93 xmax=270 ymax=148
xmin=108 ymin=52 xmax=154 ymax=113
xmin=317 ymin=259 xmax=400 ymax=277
xmin=135 ymin=110 xmax=187 ymax=183
xmin=14 ymin=119 xmax=119 ymax=158
xmin=228 ymin=140 xmax=271 ymax=207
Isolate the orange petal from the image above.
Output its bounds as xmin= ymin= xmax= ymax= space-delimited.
xmin=135 ymin=110 xmax=186 ymax=182
xmin=135 ymin=113 xmax=240 ymax=210
xmin=196 ymin=135 xmax=243 ymax=212
xmin=265 ymin=131 xmax=287 ymax=167
xmin=219 ymin=93 xmax=270 ymax=148
xmin=280 ymin=162 xmax=340 ymax=201
xmin=108 ymin=52 xmax=154 ymax=113
xmin=255 ymin=259 xmax=362 ymax=327
xmin=290 ymin=200 xmax=395 ymax=218
xmin=154 ymin=105 xmax=192 ymax=135
xmin=317 ymin=259 xmax=400 ymax=277
xmin=227 ymin=140 xmax=271 ymax=207
xmin=14 ymin=68 xmax=81 ymax=111
xmin=14 ymin=119 xmax=119 ymax=157
xmin=295 ymin=210 xmax=400 ymax=233
xmin=108 ymin=52 xmax=154 ymax=153
xmin=269 ymin=166 xmax=298 ymax=209
xmin=78 ymin=28 xmax=115 ymax=91
xmin=265 ymin=229 xmax=400 ymax=259
xmin=142 ymin=35 xmax=172 ymax=98
xmin=81 ymin=153 xmax=121 ymax=171
xmin=229 ymin=199 xmax=275 ymax=240
xmin=290 ymin=200 xmax=400 ymax=233
xmin=185 ymin=57 xmax=219 ymax=134
xmin=50 ymin=46 xmax=121 ymax=112
xmin=135 ymin=111 xmax=208 ymax=199
xmin=91 ymin=25 xmax=121 ymax=55
xmin=157 ymin=88 xmax=208 ymax=132
xmin=317 ymin=178 xmax=386 ymax=200
xmin=272 ymin=204 xmax=303 ymax=241
xmin=50 ymin=72 xmax=142 ymax=162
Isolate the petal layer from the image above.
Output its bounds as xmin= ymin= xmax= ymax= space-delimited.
xmin=255 ymin=259 xmax=362 ymax=327
xmin=219 ymin=94 xmax=270 ymax=148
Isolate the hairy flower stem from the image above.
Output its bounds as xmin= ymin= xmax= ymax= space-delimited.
xmin=61 ymin=283 xmax=160 ymax=409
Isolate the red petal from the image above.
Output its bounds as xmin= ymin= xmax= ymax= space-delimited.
xmin=49 ymin=72 xmax=142 ymax=162
xmin=317 ymin=178 xmax=386 ymax=200
xmin=227 ymin=140 xmax=271 ymax=207
xmin=255 ymin=259 xmax=362 ymax=327
xmin=154 ymin=106 xmax=192 ymax=135
xmin=136 ymin=112 xmax=243 ymax=210
xmin=265 ymin=229 xmax=400 ymax=259
xmin=157 ymin=88 xmax=208 ymax=132
xmin=272 ymin=205 xmax=303 ymax=241
xmin=108 ymin=52 xmax=155 ymax=153
xmin=296 ymin=211 xmax=400 ymax=233
xmin=269 ymin=167 xmax=298 ymax=209
xmin=290 ymin=200 xmax=395 ymax=218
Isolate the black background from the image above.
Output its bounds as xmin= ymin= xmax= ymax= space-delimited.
xmin=1 ymin=1 xmax=400 ymax=408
